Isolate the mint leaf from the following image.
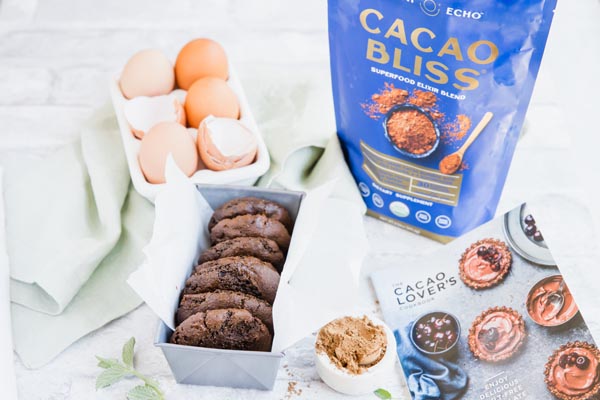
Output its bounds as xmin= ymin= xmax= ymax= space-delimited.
xmin=374 ymin=388 xmax=392 ymax=400
xmin=96 ymin=365 xmax=130 ymax=389
xmin=96 ymin=356 xmax=120 ymax=369
xmin=122 ymin=337 xmax=136 ymax=368
xmin=95 ymin=337 xmax=162 ymax=398
xmin=127 ymin=385 xmax=162 ymax=400
xmin=138 ymin=375 xmax=161 ymax=390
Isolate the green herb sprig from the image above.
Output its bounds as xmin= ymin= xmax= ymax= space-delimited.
xmin=374 ymin=388 xmax=393 ymax=399
xmin=96 ymin=337 xmax=164 ymax=400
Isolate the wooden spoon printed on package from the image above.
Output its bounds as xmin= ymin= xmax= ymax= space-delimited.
xmin=439 ymin=112 xmax=494 ymax=175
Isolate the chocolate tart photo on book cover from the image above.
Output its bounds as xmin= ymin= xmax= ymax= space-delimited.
xmin=371 ymin=203 xmax=599 ymax=400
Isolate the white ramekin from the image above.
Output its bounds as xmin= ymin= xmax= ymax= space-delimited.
xmin=315 ymin=316 xmax=397 ymax=396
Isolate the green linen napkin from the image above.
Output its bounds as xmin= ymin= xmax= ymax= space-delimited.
xmin=3 ymin=106 xmax=154 ymax=368
xmin=247 ymin=72 xmax=365 ymax=207
xmin=4 ymin=72 xmax=366 ymax=369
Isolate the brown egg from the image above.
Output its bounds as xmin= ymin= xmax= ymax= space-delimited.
xmin=120 ymin=49 xmax=175 ymax=99
xmin=138 ymin=121 xmax=198 ymax=184
xmin=184 ymin=77 xmax=240 ymax=129
xmin=197 ymin=116 xmax=257 ymax=171
xmin=125 ymin=95 xmax=186 ymax=139
xmin=175 ymin=38 xmax=229 ymax=90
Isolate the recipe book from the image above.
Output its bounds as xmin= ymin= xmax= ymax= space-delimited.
xmin=371 ymin=203 xmax=598 ymax=400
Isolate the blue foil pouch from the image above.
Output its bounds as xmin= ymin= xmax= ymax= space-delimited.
xmin=328 ymin=0 xmax=557 ymax=242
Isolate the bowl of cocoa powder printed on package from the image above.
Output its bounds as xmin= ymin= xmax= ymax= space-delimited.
xmin=383 ymin=104 xmax=441 ymax=159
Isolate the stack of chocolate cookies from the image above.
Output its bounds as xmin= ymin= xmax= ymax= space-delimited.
xmin=170 ymin=197 xmax=293 ymax=352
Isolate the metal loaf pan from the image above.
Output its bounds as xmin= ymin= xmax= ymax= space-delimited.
xmin=155 ymin=184 xmax=305 ymax=390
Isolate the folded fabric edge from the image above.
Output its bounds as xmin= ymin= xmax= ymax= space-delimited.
xmin=12 ymin=299 xmax=143 ymax=369
xmin=0 ymin=170 xmax=19 ymax=398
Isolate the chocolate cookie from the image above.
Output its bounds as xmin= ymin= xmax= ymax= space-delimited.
xmin=209 ymin=197 xmax=293 ymax=232
xmin=210 ymin=214 xmax=291 ymax=251
xmin=170 ymin=309 xmax=272 ymax=352
xmin=177 ymin=290 xmax=273 ymax=332
xmin=184 ymin=256 xmax=280 ymax=303
xmin=199 ymin=237 xmax=285 ymax=271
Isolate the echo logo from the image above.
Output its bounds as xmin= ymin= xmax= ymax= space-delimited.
xmin=420 ymin=0 xmax=441 ymax=16
xmin=446 ymin=7 xmax=485 ymax=20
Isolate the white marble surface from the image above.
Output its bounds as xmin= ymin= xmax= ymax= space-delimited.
xmin=1 ymin=0 xmax=600 ymax=399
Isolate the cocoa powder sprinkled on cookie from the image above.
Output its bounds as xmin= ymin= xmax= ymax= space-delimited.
xmin=316 ymin=316 xmax=387 ymax=375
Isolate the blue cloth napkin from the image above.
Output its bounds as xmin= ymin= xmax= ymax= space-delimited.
xmin=395 ymin=325 xmax=468 ymax=400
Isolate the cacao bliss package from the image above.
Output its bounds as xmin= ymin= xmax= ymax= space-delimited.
xmin=328 ymin=0 xmax=557 ymax=242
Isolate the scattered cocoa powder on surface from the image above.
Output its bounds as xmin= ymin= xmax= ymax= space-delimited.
xmin=362 ymin=83 xmax=409 ymax=119
xmin=285 ymin=381 xmax=302 ymax=399
xmin=408 ymin=89 xmax=438 ymax=109
xmin=315 ymin=316 xmax=387 ymax=375
xmin=362 ymin=85 xmax=442 ymax=121
xmin=439 ymin=153 xmax=462 ymax=175
xmin=442 ymin=114 xmax=472 ymax=144
xmin=386 ymin=109 xmax=437 ymax=155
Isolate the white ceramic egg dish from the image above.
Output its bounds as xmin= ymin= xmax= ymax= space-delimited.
xmin=110 ymin=62 xmax=270 ymax=203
